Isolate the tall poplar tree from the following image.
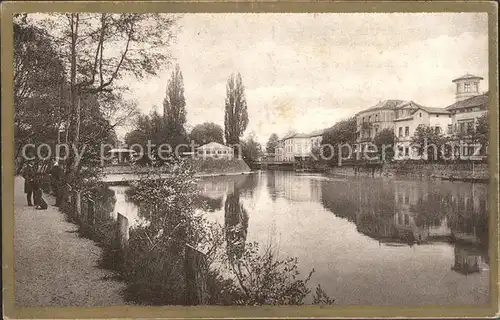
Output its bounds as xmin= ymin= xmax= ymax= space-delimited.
xmin=163 ymin=63 xmax=187 ymax=146
xmin=224 ymin=73 xmax=249 ymax=151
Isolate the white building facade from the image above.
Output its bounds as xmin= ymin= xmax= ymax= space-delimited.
xmin=196 ymin=142 xmax=234 ymax=160
xmin=393 ymin=106 xmax=451 ymax=160
xmin=274 ymin=130 xmax=325 ymax=162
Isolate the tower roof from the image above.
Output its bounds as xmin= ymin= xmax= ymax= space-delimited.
xmin=452 ymin=74 xmax=484 ymax=83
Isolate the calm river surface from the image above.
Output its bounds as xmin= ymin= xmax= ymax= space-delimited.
xmin=108 ymin=171 xmax=489 ymax=305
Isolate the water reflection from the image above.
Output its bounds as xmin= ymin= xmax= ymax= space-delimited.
xmin=320 ymin=178 xmax=488 ymax=253
xmin=224 ymin=189 xmax=249 ymax=262
xmin=102 ymin=171 xmax=489 ymax=305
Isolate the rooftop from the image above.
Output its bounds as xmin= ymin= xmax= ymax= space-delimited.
xmin=279 ymin=128 xmax=327 ymax=141
xmin=356 ymin=99 xmax=406 ymax=115
xmin=452 ymin=74 xmax=484 ymax=83
xmin=412 ymin=106 xmax=450 ymax=115
xmin=196 ymin=142 xmax=232 ymax=150
xmin=109 ymin=148 xmax=136 ymax=153
xmin=446 ymin=92 xmax=489 ymax=111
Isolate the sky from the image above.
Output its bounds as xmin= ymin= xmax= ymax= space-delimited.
xmin=120 ymin=13 xmax=489 ymax=144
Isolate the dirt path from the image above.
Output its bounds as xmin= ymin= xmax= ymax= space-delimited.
xmin=14 ymin=176 xmax=127 ymax=306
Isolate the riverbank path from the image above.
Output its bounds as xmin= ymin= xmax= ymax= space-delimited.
xmin=14 ymin=176 xmax=127 ymax=306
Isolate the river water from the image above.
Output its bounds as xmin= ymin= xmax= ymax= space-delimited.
xmin=108 ymin=171 xmax=489 ymax=305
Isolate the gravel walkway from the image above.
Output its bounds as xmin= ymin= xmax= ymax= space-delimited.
xmin=14 ymin=176 xmax=127 ymax=306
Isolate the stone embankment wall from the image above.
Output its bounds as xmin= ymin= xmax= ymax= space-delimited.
xmin=327 ymin=162 xmax=489 ymax=181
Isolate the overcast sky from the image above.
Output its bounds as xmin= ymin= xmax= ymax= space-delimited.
xmin=122 ymin=13 xmax=489 ymax=144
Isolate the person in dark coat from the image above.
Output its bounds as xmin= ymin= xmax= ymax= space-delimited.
xmin=33 ymin=173 xmax=48 ymax=210
xmin=50 ymin=161 xmax=63 ymax=207
xmin=21 ymin=161 xmax=36 ymax=206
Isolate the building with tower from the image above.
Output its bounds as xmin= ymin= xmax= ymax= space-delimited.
xmin=452 ymin=74 xmax=484 ymax=102
xmin=446 ymin=74 xmax=488 ymax=159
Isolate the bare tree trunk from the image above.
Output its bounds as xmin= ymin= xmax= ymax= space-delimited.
xmin=72 ymin=95 xmax=81 ymax=173
xmin=66 ymin=13 xmax=79 ymax=177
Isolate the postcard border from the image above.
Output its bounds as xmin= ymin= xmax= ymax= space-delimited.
xmin=2 ymin=1 xmax=498 ymax=319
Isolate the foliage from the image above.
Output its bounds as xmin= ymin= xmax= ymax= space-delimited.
xmin=312 ymin=284 xmax=336 ymax=305
xmin=221 ymin=241 xmax=331 ymax=305
xmin=321 ymin=117 xmax=357 ymax=164
xmin=188 ymin=158 xmax=250 ymax=174
xmin=474 ymin=113 xmax=488 ymax=154
xmin=266 ymin=133 xmax=280 ymax=154
xmin=22 ymin=12 xmax=176 ymax=181
xmin=124 ymin=110 xmax=171 ymax=163
xmin=240 ymin=134 xmax=263 ymax=164
xmin=34 ymin=13 xmax=176 ymax=95
xmin=411 ymin=125 xmax=447 ymax=161
xmin=189 ymin=122 xmax=224 ymax=146
xmin=122 ymin=160 xmax=207 ymax=304
xmin=224 ymin=73 xmax=249 ymax=148
xmin=13 ymin=17 xmax=65 ymax=163
xmin=373 ymin=128 xmax=395 ymax=161
xmin=163 ymin=63 xmax=188 ymax=147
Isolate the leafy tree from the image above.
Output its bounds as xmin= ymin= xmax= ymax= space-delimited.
xmin=240 ymin=134 xmax=263 ymax=164
xmin=123 ymin=161 xmax=206 ymax=304
xmin=321 ymin=117 xmax=357 ymax=164
xmin=224 ymin=73 xmax=249 ymax=152
xmin=27 ymin=13 xmax=176 ymax=177
xmin=13 ymin=17 xmax=66 ymax=166
xmin=411 ymin=125 xmax=446 ymax=161
xmin=163 ymin=63 xmax=188 ymax=146
xmin=266 ymin=133 xmax=279 ymax=154
xmin=124 ymin=110 xmax=170 ymax=163
xmin=189 ymin=122 xmax=224 ymax=146
xmin=474 ymin=113 xmax=488 ymax=156
xmin=373 ymin=128 xmax=395 ymax=162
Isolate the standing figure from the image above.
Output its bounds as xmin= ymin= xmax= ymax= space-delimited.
xmin=33 ymin=172 xmax=48 ymax=210
xmin=21 ymin=161 xmax=36 ymax=206
xmin=50 ymin=161 xmax=63 ymax=207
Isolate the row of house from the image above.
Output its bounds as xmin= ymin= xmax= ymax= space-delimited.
xmin=356 ymin=74 xmax=488 ymax=160
xmin=274 ymin=74 xmax=489 ymax=162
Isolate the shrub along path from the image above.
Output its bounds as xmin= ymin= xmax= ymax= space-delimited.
xmin=13 ymin=176 xmax=126 ymax=306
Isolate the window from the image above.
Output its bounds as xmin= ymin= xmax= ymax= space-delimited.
xmin=464 ymin=83 xmax=471 ymax=92
xmin=460 ymin=122 xmax=465 ymax=133
xmin=405 ymin=126 xmax=409 ymax=137
xmin=405 ymin=147 xmax=409 ymax=156
xmin=473 ymin=82 xmax=478 ymax=92
xmin=375 ymin=114 xmax=378 ymax=122
xmin=419 ymin=112 xmax=422 ymax=117
xmin=447 ymin=124 xmax=452 ymax=134
xmin=436 ymin=114 xmax=439 ymax=117
xmin=399 ymin=127 xmax=403 ymax=137
xmin=467 ymin=122 xmax=474 ymax=133
xmin=435 ymin=126 xmax=441 ymax=134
